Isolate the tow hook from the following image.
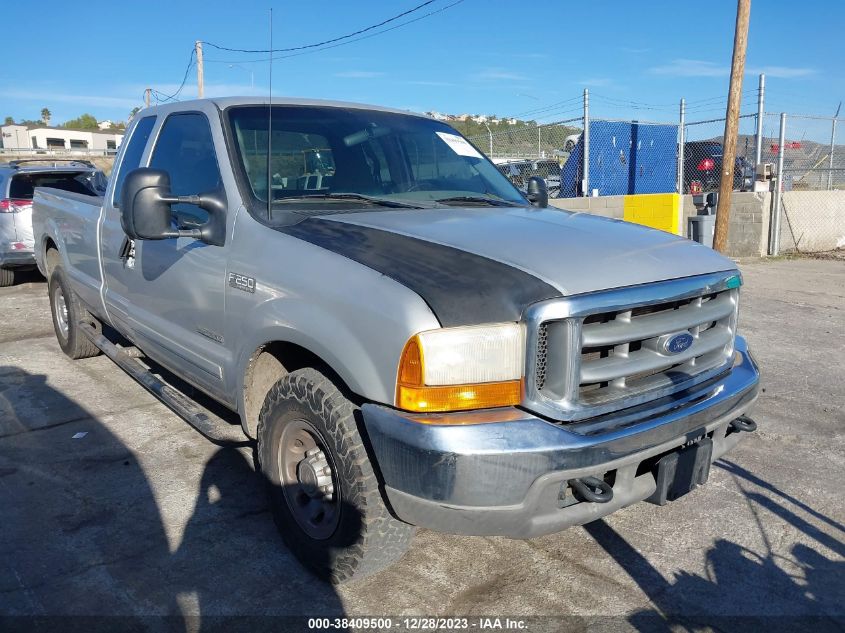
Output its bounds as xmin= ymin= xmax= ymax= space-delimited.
xmin=569 ymin=476 xmax=614 ymax=504
xmin=730 ymin=415 xmax=757 ymax=433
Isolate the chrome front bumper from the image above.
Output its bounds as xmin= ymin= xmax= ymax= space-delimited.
xmin=361 ymin=336 xmax=760 ymax=538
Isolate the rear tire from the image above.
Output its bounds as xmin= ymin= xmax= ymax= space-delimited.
xmin=48 ymin=266 xmax=101 ymax=360
xmin=257 ymin=368 xmax=414 ymax=583
xmin=0 ymin=268 xmax=14 ymax=287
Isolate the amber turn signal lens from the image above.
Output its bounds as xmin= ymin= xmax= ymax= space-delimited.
xmin=396 ymin=336 xmax=522 ymax=413
xmin=398 ymin=336 xmax=424 ymax=385
xmin=397 ymin=381 xmax=522 ymax=413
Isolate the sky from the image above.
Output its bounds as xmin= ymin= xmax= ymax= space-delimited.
xmin=1 ymin=0 xmax=842 ymax=139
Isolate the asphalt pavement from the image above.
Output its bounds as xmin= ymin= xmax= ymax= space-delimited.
xmin=0 ymin=259 xmax=842 ymax=631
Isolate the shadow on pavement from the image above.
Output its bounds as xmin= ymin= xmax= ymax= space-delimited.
xmin=0 ymin=366 xmax=348 ymax=632
xmin=583 ymin=457 xmax=845 ymax=632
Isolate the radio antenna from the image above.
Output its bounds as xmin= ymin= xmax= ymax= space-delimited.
xmin=266 ymin=6 xmax=273 ymax=221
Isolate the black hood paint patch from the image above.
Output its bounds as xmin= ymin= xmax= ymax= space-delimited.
xmin=278 ymin=216 xmax=561 ymax=327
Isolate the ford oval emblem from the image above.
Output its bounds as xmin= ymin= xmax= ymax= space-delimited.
xmin=659 ymin=331 xmax=695 ymax=355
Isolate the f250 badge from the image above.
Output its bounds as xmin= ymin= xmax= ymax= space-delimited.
xmin=228 ymin=272 xmax=256 ymax=294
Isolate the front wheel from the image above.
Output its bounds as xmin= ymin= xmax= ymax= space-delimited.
xmin=257 ymin=368 xmax=414 ymax=583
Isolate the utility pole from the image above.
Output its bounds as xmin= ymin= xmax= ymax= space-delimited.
xmin=713 ymin=0 xmax=751 ymax=254
xmin=754 ymin=73 xmax=765 ymax=169
xmin=582 ymin=88 xmax=590 ymax=197
xmin=828 ymin=102 xmax=841 ymax=190
xmin=678 ymin=98 xmax=686 ymax=193
xmin=483 ymin=122 xmax=493 ymax=156
xmin=144 ymin=88 xmax=151 ymax=108
xmin=769 ymin=113 xmax=786 ymax=256
xmin=196 ymin=40 xmax=204 ymax=98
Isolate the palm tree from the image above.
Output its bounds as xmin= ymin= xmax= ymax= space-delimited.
xmin=41 ymin=108 xmax=51 ymax=126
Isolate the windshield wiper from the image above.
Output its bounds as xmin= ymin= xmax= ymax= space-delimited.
xmin=275 ymin=192 xmax=426 ymax=209
xmin=435 ymin=195 xmax=519 ymax=207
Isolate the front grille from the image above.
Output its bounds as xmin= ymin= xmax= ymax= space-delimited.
xmin=535 ymin=323 xmax=549 ymax=390
xmin=526 ymin=272 xmax=740 ymax=421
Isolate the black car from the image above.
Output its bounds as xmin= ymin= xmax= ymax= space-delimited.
xmin=683 ymin=141 xmax=753 ymax=194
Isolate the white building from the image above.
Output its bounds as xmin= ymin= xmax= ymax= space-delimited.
xmin=0 ymin=124 xmax=123 ymax=152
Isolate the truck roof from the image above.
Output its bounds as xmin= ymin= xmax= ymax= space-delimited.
xmin=137 ymin=96 xmax=430 ymax=120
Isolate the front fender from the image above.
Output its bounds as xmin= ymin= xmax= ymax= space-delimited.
xmin=227 ymin=279 xmax=440 ymax=435
xmin=236 ymin=297 xmax=388 ymax=404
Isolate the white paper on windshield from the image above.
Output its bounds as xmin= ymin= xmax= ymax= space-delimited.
xmin=435 ymin=132 xmax=483 ymax=158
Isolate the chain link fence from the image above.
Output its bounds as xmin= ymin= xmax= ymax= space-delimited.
xmin=465 ymin=119 xmax=581 ymax=198
xmin=455 ymin=90 xmax=842 ymax=255
xmin=763 ymin=113 xmax=844 ymax=191
xmin=765 ymin=113 xmax=845 ymax=254
xmin=682 ymin=113 xmax=758 ymax=195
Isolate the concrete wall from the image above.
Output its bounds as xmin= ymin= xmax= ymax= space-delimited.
xmin=1 ymin=125 xmax=29 ymax=149
xmin=550 ymin=195 xmax=626 ymax=219
xmin=551 ymin=192 xmax=771 ymax=258
xmin=779 ymin=190 xmax=845 ymax=252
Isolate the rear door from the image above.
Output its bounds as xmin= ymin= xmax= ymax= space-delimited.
xmin=100 ymin=114 xmax=158 ymax=334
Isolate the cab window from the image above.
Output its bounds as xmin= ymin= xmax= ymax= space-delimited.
xmin=112 ymin=115 xmax=156 ymax=207
xmin=149 ymin=112 xmax=222 ymax=227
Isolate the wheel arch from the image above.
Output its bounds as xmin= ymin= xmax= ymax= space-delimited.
xmin=239 ymin=339 xmax=362 ymax=439
xmin=41 ymin=235 xmax=60 ymax=277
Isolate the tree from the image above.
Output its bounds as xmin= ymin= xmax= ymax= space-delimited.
xmin=3 ymin=116 xmax=13 ymax=125
xmin=129 ymin=106 xmax=141 ymax=120
xmin=41 ymin=108 xmax=51 ymax=126
xmin=62 ymin=113 xmax=99 ymax=130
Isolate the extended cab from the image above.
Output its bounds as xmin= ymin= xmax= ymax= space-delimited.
xmin=33 ymin=98 xmax=760 ymax=582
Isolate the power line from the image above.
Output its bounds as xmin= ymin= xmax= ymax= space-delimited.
xmin=151 ymin=48 xmax=196 ymax=103
xmin=204 ymin=0 xmax=466 ymax=64
xmin=204 ymin=0 xmax=437 ymax=53
xmin=509 ymin=95 xmax=581 ymax=119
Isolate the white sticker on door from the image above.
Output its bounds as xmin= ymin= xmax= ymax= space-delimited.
xmin=435 ymin=132 xmax=483 ymax=158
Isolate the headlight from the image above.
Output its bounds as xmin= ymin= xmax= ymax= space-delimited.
xmin=396 ymin=323 xmax=525 ymax=413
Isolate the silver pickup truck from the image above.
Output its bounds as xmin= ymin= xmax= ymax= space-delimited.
xmin=33 ymin=97 xmax=760 ymax=583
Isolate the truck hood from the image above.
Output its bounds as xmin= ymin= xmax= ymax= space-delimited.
xmin=325 ymin=206 xmax=736 ymax=296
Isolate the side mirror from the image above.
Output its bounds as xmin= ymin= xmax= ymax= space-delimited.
xmin=526 ymin=176 xmax=548 ymax=208
xmin=120 ymin=168 xmax=177 ymax=240
xmin=120 ymin=168 xmax=227 ymax=245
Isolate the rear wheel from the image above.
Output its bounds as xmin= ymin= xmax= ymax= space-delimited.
xmin=48 ymin=266 xmax=101 ymax=360
xmin=257 ymin=368 xmax=414 ymax=583
xmin=0 ymin=268 xmax=14 ymax=287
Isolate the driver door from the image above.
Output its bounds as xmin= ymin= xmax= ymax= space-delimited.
xmin=124 ymin=109 xmax=230 ymax=402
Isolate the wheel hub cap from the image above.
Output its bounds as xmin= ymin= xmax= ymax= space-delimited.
xmin=277 ymin=419 xmax=341 ymax=541
xmin=297 ymin=448 xmax=334 ymax=500
xmin=54 ymin=287 xmax=69 ymax=339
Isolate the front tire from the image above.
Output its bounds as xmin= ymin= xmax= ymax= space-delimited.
xmin=257 ymin=368 xmax=414 ymax=583
xmin=48 ymin=266 xmax=101 ymax=360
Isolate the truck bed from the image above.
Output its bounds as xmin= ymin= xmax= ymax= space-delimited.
xmin=32 ymin=187 xmax=105 ymax=310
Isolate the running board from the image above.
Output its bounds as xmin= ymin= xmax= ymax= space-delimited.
xmin=79 ymin=322 xmax=249 ymax=446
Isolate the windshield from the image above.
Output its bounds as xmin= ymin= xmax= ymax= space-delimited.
xmin=227 ymin=105 xmax=526 ymax=216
